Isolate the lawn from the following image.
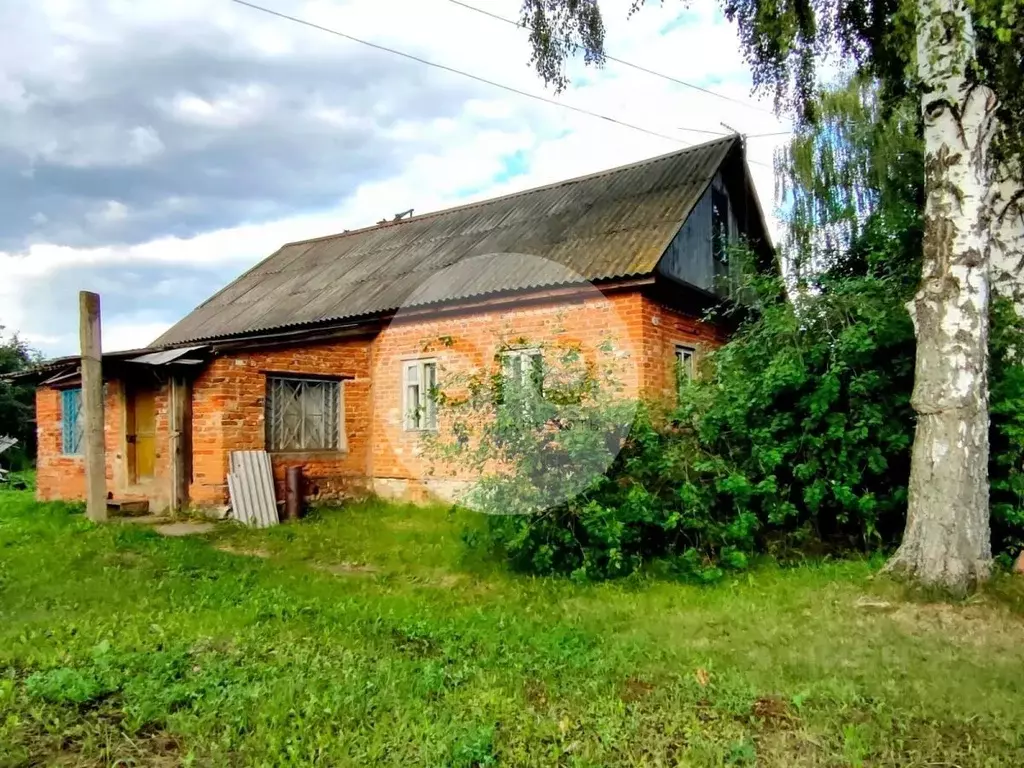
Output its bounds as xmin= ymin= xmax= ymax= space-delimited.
xmin=1 ymin=489 xmax=1023 ymax=767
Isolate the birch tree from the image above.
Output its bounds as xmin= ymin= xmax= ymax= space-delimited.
xmin=990 ymin=158 xmax=1024 ymax=317
xmin=513 ymin=0 xmax=1023 ymax=591
xmin=884 ymin=0 xmax=997 ymax=589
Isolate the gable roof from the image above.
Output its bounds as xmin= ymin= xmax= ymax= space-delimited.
xmin=155 ymin=135 xmax=751 ymax=347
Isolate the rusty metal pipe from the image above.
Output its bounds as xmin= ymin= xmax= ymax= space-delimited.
xmin=284 ymin=466 xmax=303 ymax=521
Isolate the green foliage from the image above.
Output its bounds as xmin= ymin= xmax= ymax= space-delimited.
xmin=676 ymin=266 xmax=918 ymax=557
xmin=427 ymin=257 xmax=1024 ymax=581
xmin=424 ymin=338 xmax=642 ymax=578
xmin=25 ymin=667 xmax=109 ymax=706
xmin=989 ymin=299 xmax=1024 ymax=559
xmin=777 ymin=78 xmax=923 ymax=284
xmin=0 ymin=328 xmax=39 ymax=470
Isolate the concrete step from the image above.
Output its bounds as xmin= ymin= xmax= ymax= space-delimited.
xmin=106 ymin=497 xmax=150 ymax=517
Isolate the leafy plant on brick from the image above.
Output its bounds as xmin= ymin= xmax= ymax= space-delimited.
xmin=424 ymin=337 xmax=652 ymax=579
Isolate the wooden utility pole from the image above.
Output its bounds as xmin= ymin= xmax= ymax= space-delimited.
xmin=168 ymin=376 xmax=192 ymax=514
xmin=79 ymin=291 xmax=106 ymax=522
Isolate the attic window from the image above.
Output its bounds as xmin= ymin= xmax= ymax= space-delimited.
xmin=711 ymin=187 xmax=730 ymax=264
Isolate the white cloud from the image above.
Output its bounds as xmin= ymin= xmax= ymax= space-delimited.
xmin=86 ymin=200 xmax=129 ymax=225
xmin=3 ymin=0 xmax=792 ymax=356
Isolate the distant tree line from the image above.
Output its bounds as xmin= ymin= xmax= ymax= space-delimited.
xmin=0 ymin=327 xmax=39 ymax=470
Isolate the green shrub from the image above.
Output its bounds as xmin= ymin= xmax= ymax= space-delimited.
xmin=675 ymin=271 xmax=917 ymax=556
xmin=426 ymin=267 xmax=1024 ymax=581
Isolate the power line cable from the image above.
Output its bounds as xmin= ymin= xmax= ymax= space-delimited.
xmin=229 ymin=0 xmax=728 ymax=143
xmin=228 ymin=0 xmax=775 ymax=169
xmin=446 ymin=0 xmax=778 ymax=116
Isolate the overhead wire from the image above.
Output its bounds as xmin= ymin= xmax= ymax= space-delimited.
xmin=229 ymin=0 xmax=727 ymax=143
xmin=227 ymin=0 xmax=780 ymax=168
xmin=446 ymin=0 xmax=778 ymax=116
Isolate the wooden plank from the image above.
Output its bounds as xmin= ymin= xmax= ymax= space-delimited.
xmin=168 ymin=376 xmax=192 ymax=513
xmin=79 ymin=291 xmax=106 ymax=523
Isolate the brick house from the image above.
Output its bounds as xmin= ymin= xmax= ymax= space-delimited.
xmin=20 ymin=136 xmax=771 ymax=512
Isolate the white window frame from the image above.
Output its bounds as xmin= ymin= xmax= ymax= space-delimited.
xmin=501 ymin=348 xmax=543 ymax=394
xmin=403 ymin=358 xmax=438 ymax=431
xmin=675 ymin=344 xmax=696 ymax=396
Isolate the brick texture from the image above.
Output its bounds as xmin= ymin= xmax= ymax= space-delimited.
xmin=188 ymin=338 xmax=371 ymax=505
xmin=36 ymin=287 xmax=726 ymax=508
xmin=36 ymin=380 xmax=173 ymax=506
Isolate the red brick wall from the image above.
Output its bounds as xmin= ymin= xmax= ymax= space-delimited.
xmin=36 ymin=387 xmax=86 ymax=502
xmin=188 ymin=337 xmax=372 ymax=505
xmin=35 ymin=288 xmax=726 ymax=507
xmin=35 ymin=380 xmax=170 ymax=503
xmin=368 ymin=291 xmax=646 ymax=491
xmin=641 ymin=295 xmax=729 ymax=404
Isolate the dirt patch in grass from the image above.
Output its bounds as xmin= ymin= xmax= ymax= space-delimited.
xmin=754 ymin=729 xmax=826 ymax=768
xmin=102 ymin=551 xmax=144 ymax=568
xmin=23 ymin=711 xmax=184 ymax=768
xmin=389 ymin=628 xmax=441 ymax=658
xmin=885 ymin=600 xmax=1024 ymax=650
xmin=620 ymin=677 xmax=656 ymax=703
xmin=315 ymin=561 xmax=379 ymax=576
xmin=52 ymin=732 xmax=182 ymax=767
xmin=524 ymin=679 xmax=549 ymax=708
xmin=752 ymin=695 xmax=795 ymax=726
xmin=215 ymin=544 xmax=271 ymax=559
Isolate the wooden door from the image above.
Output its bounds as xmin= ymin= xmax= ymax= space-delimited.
xmin=127 ymin=387 xmax=157 ymax=482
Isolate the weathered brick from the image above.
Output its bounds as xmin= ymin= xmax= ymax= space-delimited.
xmin=36 ymin=289 xmax=724 ymax=508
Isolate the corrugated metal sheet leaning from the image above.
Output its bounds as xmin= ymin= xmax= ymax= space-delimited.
xmin=227 ymin=451 xmax=279 ymax=528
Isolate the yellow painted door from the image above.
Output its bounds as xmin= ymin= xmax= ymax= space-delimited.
xmin=128 ymin=388 xmax=157 ymax=481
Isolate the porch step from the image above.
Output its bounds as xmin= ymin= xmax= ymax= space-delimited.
xmin=106 ymin=497 xmax=150 ymax=517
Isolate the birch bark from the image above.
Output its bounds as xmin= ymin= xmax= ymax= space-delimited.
xmin=990 ymin=159 xmax=1024 ymax=318
xmin=885 ymin=0 xmax=998 ymax=592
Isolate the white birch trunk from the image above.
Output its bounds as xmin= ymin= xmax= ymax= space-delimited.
xmin=885 ymin=0 xmax=998 ymax=593
xmin=990 ymin=158 xmax=1024 ymax=318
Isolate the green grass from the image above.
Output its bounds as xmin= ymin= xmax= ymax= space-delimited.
xmin=1 ymin=490 xmax=1023 ymax=767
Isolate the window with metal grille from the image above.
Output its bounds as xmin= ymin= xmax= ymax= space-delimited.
xmin=675 ymin=345 xmax=695 ymax=398
xmin=404 ymin=360 xmax=437 ymax=431
xmin=265 ymin=376 xmax=344 ymax=451
xmin=61 ymin=388 xmax=84 ymax=456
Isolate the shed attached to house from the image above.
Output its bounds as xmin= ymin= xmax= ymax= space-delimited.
xmin=18 ymin=135 xmax=772 ymax=511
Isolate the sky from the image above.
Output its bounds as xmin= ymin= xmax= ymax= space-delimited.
xmin=0 ymin=0 xmax=792 ymax=357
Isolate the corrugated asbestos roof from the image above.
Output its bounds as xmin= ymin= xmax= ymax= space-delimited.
xmin=154 ymin=136 xmax=739 ymax=346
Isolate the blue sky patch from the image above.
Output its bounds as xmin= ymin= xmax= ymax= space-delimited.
xmin=659 ymin=9 xmax=702 ymax=36
xmin=453 ymin=149 xmax=531 ymax=199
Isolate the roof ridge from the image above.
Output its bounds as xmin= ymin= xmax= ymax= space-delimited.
xmin=152 ymin=134 xmax=752 ymax=347
xmin=278 ymin=135 xmax=739 ymax=249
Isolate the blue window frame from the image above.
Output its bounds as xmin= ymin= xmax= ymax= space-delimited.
xmin=61 ymin=388 xmax=84 ymax=456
